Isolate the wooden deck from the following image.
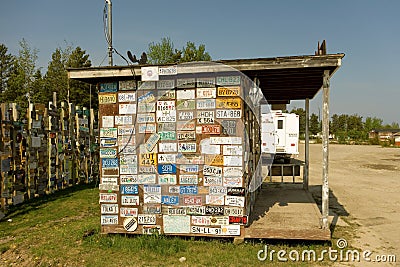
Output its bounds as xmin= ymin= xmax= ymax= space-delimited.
xmin=244 ymin=183 xmax=330 ymax=241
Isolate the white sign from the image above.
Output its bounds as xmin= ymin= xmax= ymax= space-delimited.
xmin=216 ymin=109 xmax=242 ymax=119
xmin=99 ymin=193 xmax=118 ymax=203
xmin=225 ymin=196 xmax=245 ymax=207
xmin=200 ymin=139 xmax=220 ymax=155
xmin=197 ymin=87 xmax=216 ymax=98
xmin=137 ymin=113 xmax=155 ymax=123
xmin=157 ymin=79 xmax=175 ymax=89
xmin=138 ymin=123 xmax=156 ymax=133
xmin=101 ymin=215 xmax=118 ymax=225
xmin=156 ymin=110 xmax=176 ymax=123
xmin=224 ymin=207 xmax=244 ymax=216
xmin=223 ymin=177 xmax=243 ymax=187
xmin=203 ymin=176 xmax=223 ymax=186
xmin=223 ymin=156 xmax=243 ymax=166
xmin=118 ymin=126 xmax=135 ymax=136
xmin=141 ymin=66 xmax=159 ymax=81
xmin=159 ymin=143 xmax=177 ymax=153
xmin=176 ymin=89 xmax=195 ymax=99
xmin=223 ymin=145 xmax=243 ymax=156
xmin=120 ymin=207 xmax=139 ymax=217
xmin=121 ymin=195 xmax=140 ymax=205
xmin=203 ymin=165 xmax=222 ymax=177
xmin=197 ymin=99 xmax=216 ymax=109
xmin=158 ymin=174 xmax=177 ymax=185
xmin=100 ymin=128 xmax=117 ymax=138
xmin=179 ymin=174 xmax=198 ymax=185
xmin=178 ymin=111 xmax=194 ymax=121
xmin=210 ymin=137 xmax=242 ymax=145
xmin=158 ymin=154 xmax=176 ymax=164
xmin=115 ymin=115 xmax=133 ymax=125
xmin=163 ymin=215 xmax=191 ymax=234
xmin=137 ymin=174 xmax=157 ymax=184
xmin=138 ymin=214 xmax=157 ymax=225
xmin=118 ymin=92 xmax=136 ymax=102
xmin=206 ymin=196 xmax=225 ymax=206
xmin=138 ymin=102 xmax=156 ymax=113
xmin=145 ymin=133 xmax=160 ymax=152
xmin=102 ymin=116 xmax=114 ymax=128
xmin=177 ymin=78 xmax=196 ymax=88
xmin=178 ymin=143 xmax=196 ymax=153
xmin=119 ymin=104 xmax=136 ymax=114
xmin=102 ymin=177 xmax=118 ymax=185
xmin=101 ymin=204 xmax=119 ymax=214
xmin=191 ymin=216 xmax=211 ymax=226
xmin=120 ymin=175 xmax=138 ymax=184
xmin=159 ymin=65 xmax=177 ymax=75
xmin=209 ymin=186 xmax=227 ymax=196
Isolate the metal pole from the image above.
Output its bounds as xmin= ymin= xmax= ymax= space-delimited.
xmin=106 ymin=0 xmax=113 ymax=66
xmin=321 ymin=70 xmax=330 ymax=230
xmin=304 ymin=98 xmax=310 ymax=190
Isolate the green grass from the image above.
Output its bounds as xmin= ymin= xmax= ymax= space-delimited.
xmin=0 ymin=184 xmax=355 ymax=266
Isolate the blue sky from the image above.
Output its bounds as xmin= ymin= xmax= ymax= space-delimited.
xmin=1 ymin=0 xmax=399 ymax=124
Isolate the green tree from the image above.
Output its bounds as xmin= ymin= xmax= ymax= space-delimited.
xmin=309 ymin=113 xmax=320 ymax=135
xmin=45 ymin=48 xmax=68 ymax=103
xmin=2 ymin=39 xmax=39 ymax=106
xmin=66 ymin=47 xmax=93 ymax=109
xmin=147 ymin=37 xmax=181 ymax=64
xmin=0 ymin=43 xmax=15 ymax=93
xmin=180 ymin=41 xmax=211 ymax=62
xmin=147 ymin=37 xmax=211 ymax=64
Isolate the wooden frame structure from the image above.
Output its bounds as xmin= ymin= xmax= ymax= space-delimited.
xmin=68 ymin=53 xmax=344 ymax=239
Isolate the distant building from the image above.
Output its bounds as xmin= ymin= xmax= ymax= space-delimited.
xmin=369 ymin=129 xmax=400 ymax=142
xmin=394 ymin=133 xmax=400 ymax=147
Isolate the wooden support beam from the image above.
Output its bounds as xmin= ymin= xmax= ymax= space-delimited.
xmin=321 ymin=70 xmax=330 ymax=230
xmin=304 ymin=98 xmax=310 ymax=190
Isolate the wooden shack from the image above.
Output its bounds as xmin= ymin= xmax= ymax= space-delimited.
xmin=68 ymin=53 xmax=344 ymax=240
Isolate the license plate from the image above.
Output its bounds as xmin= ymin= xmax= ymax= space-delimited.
xmin=225 ymin=196 xmax=245 ymax=207
xmin=161 ymin=195 xmax=179 ymax=205
xmin=137 ymin=113 xmax=155 ymax=123
xmin=140 ymin=153 xmax=157 ymax=166
xmin=120 ymin=207 xmax=138 ymax=217
xmin=119 ymin=104 xmax=136 ymax=114
xmin=196 ymin=87 xmax=216 ymax=98
xmin=179 ymin=175 xmax=198 ymax=185
xmin=101 ymin=204 xmax=119 ymax=214
xmin=158 ymin=164 xmax=177 ymax=174
xmin=121 ymin=195 xmax=140 ymax=205
xmin=203 ymin=165 xmax=222 ymax=177
xmin=157 ymin=79 xmax=175 ymax=89
xmin=196 ymin=99 xmax=216 ymax=109
xmin=178 ymin=143 xmax=196 ymax=153
xmin=216 ymin=110 xmax=242 ymax=118
xmin=159 ymin=131 xmax=176 ymax=140
xmin=102 ymin=158 xmax=119 ymax=169
xmin=179 ymin=185 xmax=198 ymax=195
xmin=119 ymin=80 xmax=136 ymax=90
xmin=205 ymin=206 xmax=224 ymax=215
xmin=100 ymin=82 xmax=118 ymax=92
xmin=101 ymin=215 xmax=118 ymax=225
xmin=120 ymin=185 xmax=139 ymax=194
xmin=100 ymin=148 xmax=117 ymax=158
xmin=199 ymin=125 xmax=220 ymax=134
xmin=216 ymin=98 xmax=241 ymax=109
xmin=100 ymin=128 xmax=117 ymax=138
xmin=115 ymin=115 xmax=133 ymax=125
xmin=138 ymin=214 xmax=156 ymax=225
xmin=118 ymin=92 xmax=136 ymax=102
xmin=216 ymin=76 xmax=241 ymax=86
xmin=177 ymin=131 xmax=196 ymax=141
xmin=99 ymin=94 xmax=117 ymax=104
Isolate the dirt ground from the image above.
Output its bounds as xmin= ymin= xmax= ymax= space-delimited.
xmin=298 ymin=143 xmax=400 ymax=263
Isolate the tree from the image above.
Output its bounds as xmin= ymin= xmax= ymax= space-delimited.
xmin=66 ymin=47 xmax=93 ymax=109
xmin=309 ymin=113 xmax=320 ymax=135
xmin=2 ymin=39 xmax=39 ymax=106
xmin=180 ymin=41 xmax=211 ymax=62
xmin=147 ymin=37 xmax=211 ymax=64
xmin=0 ymin=43 xmax=15 ymax=93
xmin=147 ymin=37 xmax=180 ymax=65
xmin=45 ymin=48 xmax=68 ymax=103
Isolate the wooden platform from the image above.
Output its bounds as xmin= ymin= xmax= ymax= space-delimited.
xmin=244 ymin=183 xmax=330 ymax=241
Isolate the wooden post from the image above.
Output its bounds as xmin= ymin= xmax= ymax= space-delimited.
xmin=304 ymin=98 xmax=310 ymax=190
xmin=321 ymin=70 xmax=330 ymax=229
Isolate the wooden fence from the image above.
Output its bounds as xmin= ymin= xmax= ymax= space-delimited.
xmin=0 ymin=94 xmax=99 ymax=211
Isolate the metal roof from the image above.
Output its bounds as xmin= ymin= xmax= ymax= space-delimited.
xmin=67 ymin=53 xmax=344 ymax=104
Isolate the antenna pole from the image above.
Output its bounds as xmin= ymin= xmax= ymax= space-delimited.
xmin=106 ymin=0 xmax=113 ymax=66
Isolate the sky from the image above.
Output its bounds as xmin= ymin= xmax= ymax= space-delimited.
xmin=0 ymin=0 xmax=399 ymax=125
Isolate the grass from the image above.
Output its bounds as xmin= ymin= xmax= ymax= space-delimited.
xmin=0 ymin=184 xmax=356 ymax=266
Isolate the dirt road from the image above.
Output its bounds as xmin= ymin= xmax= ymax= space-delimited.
xmin=299 ymin=143 xmax=399 ymax=264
